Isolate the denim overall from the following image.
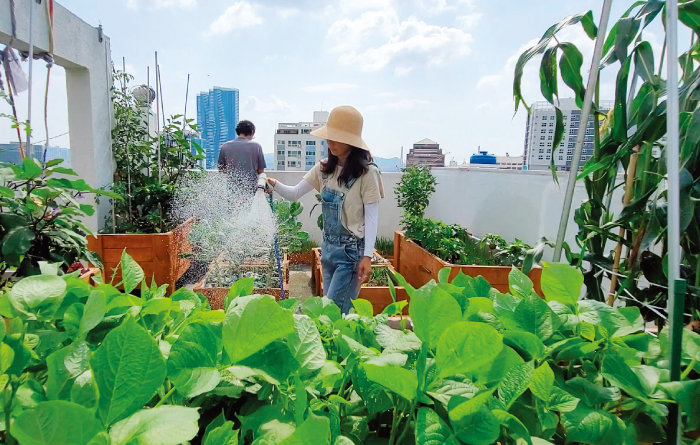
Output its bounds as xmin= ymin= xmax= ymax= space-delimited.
xmin=320 ymin=173 xmax=364 ymax=314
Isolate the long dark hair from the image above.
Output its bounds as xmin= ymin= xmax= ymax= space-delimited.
xmin=321 ymin=146 xmax=373 ymax=186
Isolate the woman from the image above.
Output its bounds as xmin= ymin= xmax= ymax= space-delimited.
xmin=267 ymin=105 xmax=383 ymax=313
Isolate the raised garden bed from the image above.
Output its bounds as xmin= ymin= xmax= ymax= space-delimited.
xmin=312 ymin=248 xmax=409 ymax=315
xmin=193 ymin=254 xmax=289 ymax=310
xmin=86 ymin=218 xmax=193 ymax=295
xmin=393 ymin=231 xmax=543 ymax=295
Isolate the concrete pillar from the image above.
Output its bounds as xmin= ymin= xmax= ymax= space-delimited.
xmin=0 ymin=0 xmax=114 ymax=231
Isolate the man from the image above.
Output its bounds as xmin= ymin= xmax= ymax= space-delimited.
xmin=217 ymin=120 xmax=266 ymax=195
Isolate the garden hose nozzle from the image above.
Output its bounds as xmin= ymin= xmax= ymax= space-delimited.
xmin=257 ymin=173 xmax=272 ymax=193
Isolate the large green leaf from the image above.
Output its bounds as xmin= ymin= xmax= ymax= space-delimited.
xmin=512 ymin=293 xmax=560 ymax=340
xmin=10 ymin=400 xmax=102 ymax=445
xmin=278 ymin=415 xmax=331 ymax=445
xmin=529 ymin=362 xmax=554 ymax=402
xmin=79 ymin=290 xmax=106 ymax=337
xmin=491 ymin=409 xmax=532 ymax=444
xmin=223 ymin=294 xmax=295 ymax=362
xmin=202 ymin=412 xmax=239 ymax=445
xmin=633 ymin=40 xmax=655 ymax=84
xmin=119 ymin=250 xmax=144 ymax=293
xmin=167 ymin=322 xmax=221 ymax=398
xmin=225 ymin=276 xmax=255 ymax=309
xmin=287 ymin=315 xmax=326 ymax=374
xmin=436 ymin=322 xmax=503 ymax=378
xmin=351 ymin=299 xmax=374 ymax=318
xmin=415 ymin=407 xmax=460 ymax=445
xmin=448 ymin=391 xmax=501 ymax=445
xmin=46 ymin=341 xmax=91 ymax=401
xmin=362 ymin=364 xmax=417 ymax=401
xmin=540 ymin=262 xmax=582 ymax=306
xmin=565 ymin=377 xmax=621 ymax=407
xmin=560 ymin=406 xmax=626 ymax=445
xmin=409 ymin=286 xmax=462 ymax=348
xmin=109 ymin=406 xmax=199 ymax=445
xmin=90 ymin=317 xmax=167 ymax=425
xmin=578 ymin=300 xmax=643 ymax=337
xmin=503 ymin=330 xmax=545 ymax=360
xmin=508 ymin=267 xmax=534 ymax=299
xmin=374 ymin=323 xmax=422 ymax=352
xmin=539 ymin=46 xmax=559 ymax=104
xmin=559 ymin=42 xmax=586 ymax=108
xmin=601 ymin=353 xmax=648 ymax=399
xmin=498 ymin=361 xmax=534 ymax=409
xmin=9 ymin=274 xmax=66 ymax=320
xmin=2 ymin=226 xmax=35 ymax=266
xmin=659 ymin=380 xmax=700 ymax=430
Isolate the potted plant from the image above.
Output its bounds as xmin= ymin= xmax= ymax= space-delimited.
xmin=0 ymin=98 xmax=114 ymax=287
xmin=87 ymin=71 xmax=202 ymax=293
xmin=273 ymin=200 xmax=313 ymax=265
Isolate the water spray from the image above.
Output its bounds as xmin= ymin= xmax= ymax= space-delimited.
xmin=257 ymin=174 xmax=286 ymax=299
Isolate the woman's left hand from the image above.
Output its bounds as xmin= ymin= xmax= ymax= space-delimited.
xmin=357 ymin=256 xmax=372 ymax=284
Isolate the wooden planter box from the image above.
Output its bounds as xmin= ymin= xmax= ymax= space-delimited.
xmin=312 ymin=248 xmax=409 ymax=315
xmin=393 ymin=231 xmax=543 ymax=295
xmin=86 ymin=219 xmax=193 ymax=295
xmin=193 ymin=255 xmax=289 ymax=310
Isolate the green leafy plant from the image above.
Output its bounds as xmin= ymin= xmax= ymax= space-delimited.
xmin=375 ymin=237 xmax=395 ymax=257
xmin=513 ymin=1 xmax=700 ymax=323
xmin=0 ymin=151 xmax=115 ymax=286
xmin=106 ymin=70 xmax=204 ymax=234
xmin=274 ymin=200 xmax=310 ymax=254
xmin=0 ymin=251 xmax=696 ymax=444
xmin=406 ymin=217 xmax=498 ymax=266
xmin=395 ymin=166 xmax=437 ymax=233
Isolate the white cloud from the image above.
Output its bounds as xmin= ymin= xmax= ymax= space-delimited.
xmin=244 ymin=95 xmax=294 ymax=114
xmin=302 ymin=82 xmax=359 ymax=94
xmin=126 ymin=0 xmax=196 ymax=10
xmin=366 ymin=98 xmax=429 ymax=111
xmin=202 ymin=2 xmax=263 ymax=39
xmin=415 ymin=0 xmax=475 ymax=13
xmin=456 ymin=12 xmax=482 ymax=29
xmin=328 ymin=10 xmax=473 ymax=73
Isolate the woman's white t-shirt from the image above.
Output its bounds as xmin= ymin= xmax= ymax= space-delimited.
xmin=303 ymin=163 xmax=384 ymax=238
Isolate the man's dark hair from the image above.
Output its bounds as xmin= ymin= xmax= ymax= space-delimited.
xmin=236 ymin=120 xmax=255 ymax=136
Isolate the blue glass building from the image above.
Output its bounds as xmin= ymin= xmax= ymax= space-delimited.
xmin=196 ymin=87 xmax=239 ymax=169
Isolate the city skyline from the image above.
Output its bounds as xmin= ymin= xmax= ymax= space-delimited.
xmin=0 ymin=1 xmax=655 ymax=161
xmin=196 ymin=87 xmax=240 ymax=169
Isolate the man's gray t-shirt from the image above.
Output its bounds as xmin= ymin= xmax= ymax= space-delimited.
xmin=217 ymin=136 xmax=266 ymax=192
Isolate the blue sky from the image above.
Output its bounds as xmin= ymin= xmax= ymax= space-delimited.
xmin=2 ymin=0 xmax=654 ymax=161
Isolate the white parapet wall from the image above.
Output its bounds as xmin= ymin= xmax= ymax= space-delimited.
xmin=267 ymin=167 xmax=622 ymax=250
xmin=0 ymin=0 xmax=113 ymax=231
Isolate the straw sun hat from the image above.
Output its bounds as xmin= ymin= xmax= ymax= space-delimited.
xmin=310 ymin=105 xmax=370 ymax=152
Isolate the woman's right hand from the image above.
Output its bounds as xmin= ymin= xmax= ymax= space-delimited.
xmin=267 ymin=177 xmax=276 ymax=187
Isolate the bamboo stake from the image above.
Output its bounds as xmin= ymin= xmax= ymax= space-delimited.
xmin=607 ymin=149 xmax=639 ymax=306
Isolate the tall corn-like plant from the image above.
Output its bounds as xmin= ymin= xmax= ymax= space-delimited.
xmin=514 ymin=0 xmax=700 ymax=325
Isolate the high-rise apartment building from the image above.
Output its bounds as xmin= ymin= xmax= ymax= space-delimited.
xmin=524 ymin=98 xmax=612 ymax=171
xmin=196 ymin=87 xmax=239 ymax=169
xmin=0 ymin=143 xmax=70 ymax=166
xmin=274 ymin=111 xmax=329 ymax=171
xmin=406 ymin=138 xmax=445 ymax=168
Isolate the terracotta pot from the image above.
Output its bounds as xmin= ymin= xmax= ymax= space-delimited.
xmin=394 ymin=231 xmax=543 ymax=295
xmin=87 ymin=218 xmax=194 ymax=295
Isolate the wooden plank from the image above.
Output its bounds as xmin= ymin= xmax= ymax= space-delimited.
xmin=101 ymin=235 xmax=155 ymax=249
xmin=102 ymin=247 xmax=153 ymax=262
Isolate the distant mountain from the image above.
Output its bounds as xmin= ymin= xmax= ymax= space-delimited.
xmin=373 ymin=157 xmax=402 ymax=172
xmin=263 ymin=154 xmax=402 ymax=172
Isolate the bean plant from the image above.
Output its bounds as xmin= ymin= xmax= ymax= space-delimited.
xmin=0 ymin=251 xmax=696 ymax=444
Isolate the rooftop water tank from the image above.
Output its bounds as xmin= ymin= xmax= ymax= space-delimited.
xmin=469 ymin=150 xmax=497 ymax=165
